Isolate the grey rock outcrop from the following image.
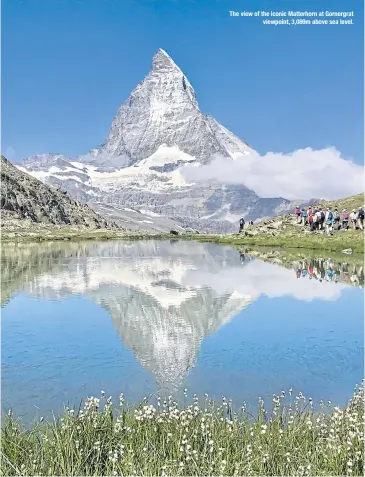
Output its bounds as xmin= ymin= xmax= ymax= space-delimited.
xmin=0 ymin=155 xmax=116 ymax=229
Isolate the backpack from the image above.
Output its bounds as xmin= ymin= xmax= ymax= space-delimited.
xmin=333 ymin=211 xmax=339 ymax=220
xmin=359 ymin=209 xmax=364 ymax=219
xmin=240 ymin=219 xmax=244 ymax=226
xmin=309 ymin=215 xmax=313 ymax=223
xmin=302 ymin=210 xmax=307 ymax=217
xmin=321 ymin=211 xmax=325 ymax=220
xmin=343 ymin=211 xmax=349 ymax=220
xmin=328 ymin=211 xmax=333 ymax=221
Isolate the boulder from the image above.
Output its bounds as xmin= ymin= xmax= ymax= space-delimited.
xmin=342 ymin=248 xmax=353 ymax=255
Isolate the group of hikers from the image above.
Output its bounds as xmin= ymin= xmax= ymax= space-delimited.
xmin=294 ymin=205 xmax=364 ymax=235
xmin=237 ymin=205 xmax=365 ymax=235
xmin=294 ymin=259 xmax=363 ymax=287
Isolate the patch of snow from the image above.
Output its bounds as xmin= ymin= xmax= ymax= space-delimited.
xmin=139 ymin=209 xmax=161 ymax=217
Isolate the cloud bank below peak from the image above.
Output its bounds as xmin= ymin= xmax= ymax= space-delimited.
xmin=181 ymin=147 xmax=364 ymax=200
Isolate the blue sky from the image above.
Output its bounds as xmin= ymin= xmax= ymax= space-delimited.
xmin=2 ymin=0 xmax=364 ymax=164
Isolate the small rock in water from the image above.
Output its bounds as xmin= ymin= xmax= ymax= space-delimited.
xmin=342 ymin=248 xmax=353 ymax=254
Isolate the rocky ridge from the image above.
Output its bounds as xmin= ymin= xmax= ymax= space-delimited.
xmin=1 ymin=155 xmax=118 ymax=232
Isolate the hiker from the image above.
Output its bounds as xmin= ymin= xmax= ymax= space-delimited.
xmin=350 ymin=209 xmax=358 ymax=229
xmin=333 ymin=208 xmax=340 ymax=229
xmin=295 ymin=205 xmax=301 ymax=223
xmin=319 ymin=209 xmax=325 ymax=230
xmin=308 ymin=212 xmax=314 ymax=231
xmin=357 ymin=207 xmax=364 ymax=230
xmin=342 ymin=209 xmax=349 ymax=230
xmin=239 ymin=218 xmax=245 ymax=233
xmin=301 ymin=208 xmax=307 ymax=225
xmin=325 ymin=207 xmax=333 ymax=235
xmin=315 ymin=209 xmax=322 ymax=230
xmin=312 ymin=210 xmax=319 ymax=231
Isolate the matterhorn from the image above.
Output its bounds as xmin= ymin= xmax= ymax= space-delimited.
xmin=19 ymin=48 xmax=291 ymax=232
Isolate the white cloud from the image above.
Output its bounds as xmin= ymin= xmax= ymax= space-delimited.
xmin=183 ymin=259 xmax=348 ymax=303
xmin=181 ymin=148 xmax=364 ymax=200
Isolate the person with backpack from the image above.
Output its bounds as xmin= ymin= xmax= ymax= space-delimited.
xmin=332 ymin=208 xmax=340 ymax=230
xmin=342 ymin=209 xmax=349 ymax=230
xmin=325 ymin=207 xmax=333 ymax=235
xmin=357 ymin=207 xmax=364 ymax=230
xmin=333 ymin=208 xmax=340 ymax=224
xmin=301 ymin=208 xmax=307 ymax=225
xmin=319 ymin=209 xmax=325 ymax=230
xmin=239 ymin=218 xmax=245 ymax=233
xmin=350 ymin=209 xmax=358 ymax=229
xmin=308 ymin=212 xmax=314 ymax=231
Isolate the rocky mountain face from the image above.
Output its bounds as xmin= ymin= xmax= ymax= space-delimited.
xmin=18 ymin=49 xmax=294 ymax=233
xmin=0 ymin=155 xmax=115 ymax=229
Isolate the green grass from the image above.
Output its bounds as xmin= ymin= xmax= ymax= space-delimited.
xmin=0 ymin=227 xmax=170 ymax=243
xmin=3 ymin=227 xmax=363 ymax=253
xmin=1 ymin=384 xmax=364 ymax=476
xmin=240 ymin=246 xmax=364 ymax=267
xmin=182 ymin=230 xmax=364 ymax=253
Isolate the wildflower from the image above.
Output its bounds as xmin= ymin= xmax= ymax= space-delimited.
xmin=119 ymin=393 xmax=124 ymax=406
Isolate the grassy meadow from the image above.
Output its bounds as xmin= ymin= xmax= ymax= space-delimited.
xmin=1 ymin=383 xmax=364 ymax=476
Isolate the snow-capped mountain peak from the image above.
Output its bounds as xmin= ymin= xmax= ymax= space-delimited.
xmin=18 ymin=49 xmax=293 ymax=232
xmin=152 ymin=48 xmax=179 ymax=71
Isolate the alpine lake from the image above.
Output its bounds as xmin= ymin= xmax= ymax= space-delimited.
xmin=1 ymin=239 xmax=363 ymax=424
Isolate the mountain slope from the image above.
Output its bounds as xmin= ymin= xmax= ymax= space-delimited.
xmin=1 ymin=155 xmax=115 ymax=229
xmin=18 ymin=49 xmax=293 ymax=232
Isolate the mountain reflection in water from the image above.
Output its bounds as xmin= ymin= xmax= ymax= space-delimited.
xmin=1 ymin=240 xmax=363 ymax=414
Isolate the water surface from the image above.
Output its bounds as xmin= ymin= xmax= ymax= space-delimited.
xmin=1 ymin=240 xmax=363 ymax=421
